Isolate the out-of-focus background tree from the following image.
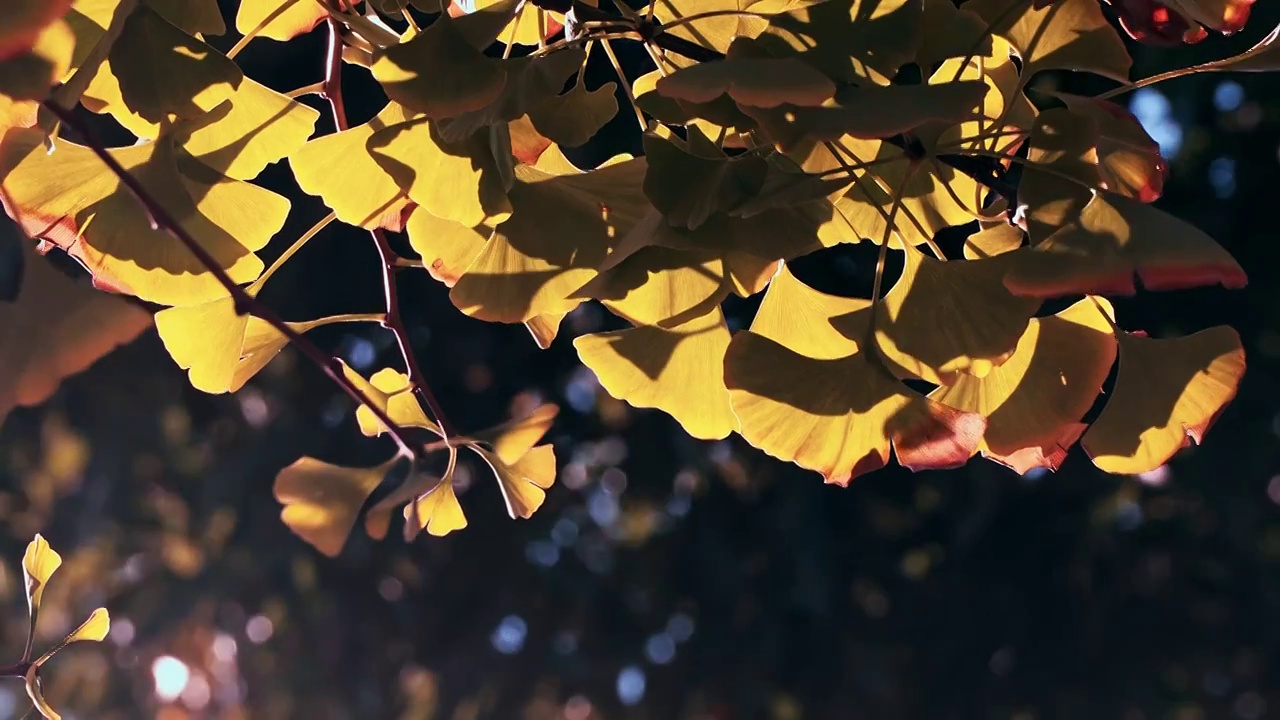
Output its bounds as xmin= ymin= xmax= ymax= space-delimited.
xmin=2 ymin=2 xmax=1280 ymax=718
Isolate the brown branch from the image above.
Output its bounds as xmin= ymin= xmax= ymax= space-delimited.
xmin=322 ymin=19 xmax=457 ymax=439
xmin=39 ymin=101 xmax=421 ymax=460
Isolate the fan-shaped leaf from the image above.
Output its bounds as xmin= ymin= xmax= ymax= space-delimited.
xmin=0 ymin=18 xmax=74 ymax=103
xmin=274 ymin=457 xmax=396 ymax=557
xmin=372 ymin=16 xmax=507 ymax=119
xmin=475 ymin=403 xmax=559 ymax=463
xmin=0 ymin=0 xmax=71 ymax=61
xmin=965 ymin=0 xmax=1132 ymax=81
xmin=964 ymin=222 xmax=1025 ymax=260
xmin=435 ymin=49 xmax=585 ymax=143
xmin=351 ymin=367 xmax=443 ymax=438
xmin=931 ymin=298 xmax=1117 ymax=474
xmin=656 ymin=37 xmax=836 ymax=108
xmin=23 ymin=534 xmax=62 ymax=613
xmin=917 ymin=0 xmax=990 ymax=68
xmin=758 ymin=0 xmax=923 ymax=84
xmin=1083 ymin=327 xmax=1245 ymax=474
xmin=527 ymin=79 xmax=619 ymax=148
xmin=473 ymin=444 xmax=556 ymax=519
xmin=235 ymin=0 xmax=328 ymax=43
xmin=174 ymin=78 xmax=320 ymax=181
xmin=576 ymin=308 xmax=738 ymax=441
xmin=1051 ymin=92 xmax=1167 ymax=202
xmin=642 ymin=130 xmax=767 ymax=230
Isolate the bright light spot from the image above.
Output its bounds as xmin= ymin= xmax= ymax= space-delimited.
xmin=245 ymin=615 xmax=274 ymax=644
xmin=564 ymin=695 xmax=593 ymax=720
xmin=601 ymin=467 xmax=627 ymax=495
xmin=1021 ymin=466 xmax=1049 ymax=482
xmin=525 ymin=540 xmax=560 ymax=567
xmin=492 ymin=615 xmax=527 ymax=655
xmin=1138 ymin=465 xmax=1170 ymax=487
xmin=110 ymin=617 xmax=135 ymax=646
xmin=616 ymin=666 xmax=646 ymax=706
xmin=1213 ymin=80 xmax=1245 ymax=113
xmin=212 ymin=634 xmax=237 ymax=663
xmin=343 ymin=336 xmax=377 ymax=370
xmin=238 ymin=388 xmax=270 ymax=428
xmin=0 ymin=687 xmax=17 ymax=719
xmin=1209 ymin=156 xmax=1236 ymax=198
xmin=588 ymin=488 xmax=620 ymax=527
xmin=644 ymin=633 xmax=677 ymax=665
xmin=666 ymin=613 xmax=695 ymax=642
xmin=152 ymin=656 xmax=190 ymax=702
xmin=1130 ymin=88 xmax=1183 ymax=158
xmin=181 ymin=673 xmax=212 ymax=710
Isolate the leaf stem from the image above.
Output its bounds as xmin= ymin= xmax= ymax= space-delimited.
xmin=40 ymin=100 xmax=419 ymax=460
xmin=286 ymin=82 xmax=326 ymax=99
xmin=654 ymin=9 xmax=770 ymax=32
xmin=601 ymin=38 xmax=647 ymax=132
xmin=252 ymin=211 xmax=336 ymax=291
xmin=321 ymin=19 xmax=457 ymax=440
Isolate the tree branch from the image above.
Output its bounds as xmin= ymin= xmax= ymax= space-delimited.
xmin=322 ymin=18 xmax=457 ymax=440
xmin=39 ymin=101 xmax=421 ymax=459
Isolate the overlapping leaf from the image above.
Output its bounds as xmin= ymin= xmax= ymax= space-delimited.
xmin=966 ymin=0 xmax=1133 ymax=82
xmin=275 ymin=457 xmax=398 ymax=557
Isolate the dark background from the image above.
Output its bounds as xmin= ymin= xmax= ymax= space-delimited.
xmin=1 ymin=2 xmax=1279 ymax=718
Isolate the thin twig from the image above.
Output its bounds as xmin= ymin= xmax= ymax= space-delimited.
xmin=251 ymin=212 xmax=336 ymax=291
xmin=601 ymin=38 xmax=646 ymax=132
xmin=321 ymin=19 xmax=457 ymax=440
xmin=40 ymin=101 xmax=419 ymax=459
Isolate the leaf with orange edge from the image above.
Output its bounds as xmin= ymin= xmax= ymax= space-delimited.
xmin=371 ymin=15 xmax=507 ymax=119
xmin=575 ymin=307 xmax=738 ymax=441
xmin=724 ymin=266 xmax=985 ymax=484
xmin=405 ymin=206 xmax=489 ymax=287
xmin=235 ymin=0 xmax=328 ymax=43
xmin=449 ymin=156 xmax=650 ymax=323
xmin=1050 ymin=93 xmax=1167 ymax=203
xmin=1004 ymin=190 xmax=1247 ymax=298
xmin=1172 ymin=18 xmax=1278 ymax=71
xmin=290 ymin=103 xmax=416 ymax=230
xmin=874 ymin=245 xmax=1040 ymax=384
xmin=965 ymin=0 xmax=1132 ymax=82
xmin=473 ymin=443 xmax=556 ymax=519
xmin=931 ymin=298 xmax=1118 ymax=474
xmin=0 ymin=0 xmax=71 ymax=61
xmin=274 ymin=456 xmax=398 ymax=557
xmin=0 ymin=130 xmax=286 ymax=305
xmin=0 ymin=239 xmax=149 ymax=425
xmin=1083 ymin=326 xmax=1245 ymax=474
xmin=1160 ymin=0 xmax=1255 ymax=36
xmin=174 ymin=77 xmax=320 ymax=181
xmin=368 ymin=116 xmax=512 ymax=228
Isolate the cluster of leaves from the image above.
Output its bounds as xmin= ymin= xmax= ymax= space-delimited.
xmin=0 ymin=0 xmax=1274 ymax=553
xmin=1 ymin=535 xmax=111 ymax=719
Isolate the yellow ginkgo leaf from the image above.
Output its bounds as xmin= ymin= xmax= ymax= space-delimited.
xmin=1083 ymin=327 xmax=1245 ymax=474
xmin=435 ymin=49 xmax=585 ymax=143
xmin=652 ymin=0 xmax=777 ymax=67
xmin=368 ymin=117 xmax=512 ymax=228
xmin=372 ymin=15 xmax=507 ymax=119
xmin=473 ymin=444 xmax=556 ymax=519
xmin=724 ymin=265 xmax=986 ymax=484
xmin=0 ymin=241 xmax=150 ymax=424
xmin=655 ymin=38 xmax=837 ymax=109
xmin=526 ymin=79 xmax=618 ymax=149
xmin=80 ymin=5 xmax=242 ymax=138
xmin=175 ymin=77 xmax=321 ymax=181
xmin=580 ymin=246 xmax=733 ymax=329
xmin=351 ymin=367 xmax=442 ymax=438
xmin=1 ymin=130 xmax=286 ymax=305
xmin=0 ymin=18 xmax=74 ymax=103
xmin=405 ymin=206 xmax=490 ymax=287
xmin=404 ymin=474 xmax=467 ymax=538
xmin=874 ymin=245 xmax=1040 ymax=384
xmin=965 ymin=0 xmax=1132 ymax=82
xmin=575 ymin=308 xmax=738 ymax=441
xmin=235 ymin=0 xmax=328 ymax=43
xmin=0 ymin=0 xmax=71 ymax=61
xmin=475 ymin=404 xmax=559 ymax=464
xmin=145 ymin=0 xmax=225 ymax=35
xmin=450 ymin=157 xmax=650 ymax=323
xmin=274 ymin=456 xmax=397 ymax=557
xmin=758 ymin=0 xmax=923 ymax=84
xmin=642 ymin=130 xmax=767 ymax=230
xmin=931 ymin=298 xmax=1118 ymax=474
xmin=290 ymin=102 xmax=416 ymax=229
xmin=963 ymin=222 xmax=1024 ymax=260
xmin=23 ymin=534 xmax=62 ymax=614
xmin=34 ymin=607 xmax=111 ymax=666
xmin=524 ymin=312 xmax=564 ymax=349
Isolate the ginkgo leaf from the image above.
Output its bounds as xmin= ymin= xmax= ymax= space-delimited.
xmin=1004 ymin=191 xmax=1248 ymax=297
xmin=916 ymin=0 xmax=990 ymax=69
xmin=642 ymin=130 xmax=766 ymax=230
xmin=651 ymin=0 xmax=779 ymax=66
xmin=527 ymin=79 xmax=619 ymax=148
xmin=403 ymin=472 xmax=467 ymax=538
xmin=965 ymin=0 xmax=1132 ymax=82
xmin=25 ymin=673 xmax=59 ymax=720
xmin=875 ymin=246 xmax=1039 ymax=384
xmin=453 ymin=0 xmax=559 ymax=47
xmin=964 ymin=222 xmax=1025 ymax=260
xmin=351 ymin=367 xmax=443 ymax=438
xmin=0 ymin=241 xmax=149 ymax=424
xmin=174 ymin=77 xmax=321 ymax=181
xmin=1016 ymin=108 xmax=1100 ymax=244
xmin=931 ymin=298 xmax=1118 ymax=474
xmin=1051 ymin=92 xmax=1167 ymax=203
xmin=743 ymin=80 xmax=989 ymax=152
xmin=405 ymin=207 xmax=489 ymax=287
xmin=634 ymin=69 xmax=757 ymax=138
xmin=575 ymin=308 xmax=738 ymax=441
xmin=0 ymin=18 xmax=74 ymax=103
xmin=235 ymin=0 xmax=328 ymax=42
xmin=580 ymin=246 xmax=734 ymax=329
xmin=34 ymin=608 xmax=111 ymax=667
xmin=1083 ymin=327 xmax=1245 ymax=474
xmin=473 ymin=444 xmax=556 ymax=519
xmin=1159 ymin=0 xmax=1254 ymax=35
xmin=758 ymin=0 xmax=924 ymax=84
xmin=724 ymin=267 xmax=986 ymax=484
xmin=450 ymin=157 xmax=650 ymax=323
xmin=1109 ymin=0 xmax=1209 ymax=45
xmin=372 ymin=16 xmax=508 ymax=119
xmin=655 ymin=37 xmax=836 ymax=108
xmin=23 ymin=534 xmax=62 ymax=614
xmin=524 ymin=312 xmax=564 ymax=349
xmin=0 ymin=0 xmax=71 ymax=61
xmin=475 ymin=403 xmax=559 ymax=464
xmin=933 ymin=37 xmax=1036 ymax=156
xmin=145 ymin=0 xmax=225 ymax=35
xmin=434 ymin=49 xmax=585 ymax=143
xmin=274 ymin=457 xmax=396 ymax=557
xmin=81 ymin=5 xmax=242 ymax=136
xmin=368 ymin=116 xmax=512 ymax=228
xmin=290 ymin=102 xmax=416 ymax=230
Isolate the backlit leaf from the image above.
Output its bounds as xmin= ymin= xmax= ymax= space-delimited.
xmin=965 ymin=0 xmax=1132 ymax=82
xmin=405 ymin=207 xmax=489 ymax=287
xmin=724 ymin=266 xmax=986 ymax=484
xmin=235 ymin=0 xmax=328 ymax=43
xmin=435 ymin=49 xmax=585 ymax=143
xmin=642 ymin=130 xmax=767 ymax=230
xmin=931 ymin=298 xmax=1117 ymax=474
xmin=527 ymin=78 xmax=619 ymax=148
xmin=580 ymin=245 xmax=735 ymax=328
xmin=352 ymin=367 xmax=443 ymax=438
xmin=473 ymin=444 xmax=556 ymax=519
xmin=656 ymin=37 xmax=836 ymax=108
xmin=1051 ymin=92 xmax=1167 ymax=202
xmin=0 ymin=0 xmax=71 ymax=61
xmin=758 ymin=0 xmax=923 ymax=84
xmin=23 ymin=534 xmax=62 ymax=614
xmin=372 ymin=16 xmax=508 ymax=119
xmin=875 ymin=246 xmax=1039 ymax=384
xmin=475 ymin=403 xmax=559 ymax=464
xmin=403 ymin=472 xmax=467 ymax=538
xmin=1143 ymin=17 xmax=1278 ymax=71
xmin=274 ymin=457 xmax=396 ymax=557
xmin=1083 ymin=327 xmax=1245 ymax=474
xmin=917 ymin=0 xmax=990 ymax=68
xmin=964 ymin=222 xmax=1025 ymax=260
xmin=0 ymin=18 xmax=74 ymax=103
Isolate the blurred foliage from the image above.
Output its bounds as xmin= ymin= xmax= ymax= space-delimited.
xmin=1 ymin=0 xmax=1280 ymax=718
